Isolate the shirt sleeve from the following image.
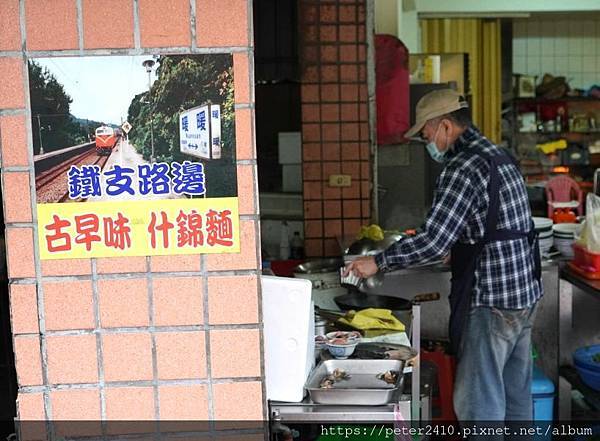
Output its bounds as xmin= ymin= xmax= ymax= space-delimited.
xmin=375 ymin=164 xmax=477 ymax=271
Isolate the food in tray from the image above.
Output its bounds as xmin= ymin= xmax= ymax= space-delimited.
xmin=332 ymin=368 xmax=350 ymax=380
xmin=319 ymin=377 xmax=335 ymax=389
xmin=319 ymin=368 xmax=351 ymax=389
xmin=376 ymin=370 xmax=399 ymax=384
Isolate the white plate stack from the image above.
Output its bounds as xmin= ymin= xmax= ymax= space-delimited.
xmin=533 ymin=217 xmax=553 ymax=256
xmin=553 ymin=223 xmax=580 ymax=258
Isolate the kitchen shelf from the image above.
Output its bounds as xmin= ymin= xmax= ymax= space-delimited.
xmin=509 ymin=94 xmax=600 ymax=183
xmin=516 ymin=131 xmax=600 ymax=135
xmin=513 ymin=97 xmax=600 ymax=103
xmin=559 ymin=365 xmax=600 ymax=412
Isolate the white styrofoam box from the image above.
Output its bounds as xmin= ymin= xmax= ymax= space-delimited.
xmin=282 ymin=164 xmax=302 ymax=193
xmin=278 ymin=132 xmax=302 ymax=164
xmin=262 ymin=275 xmax=314 ymax=402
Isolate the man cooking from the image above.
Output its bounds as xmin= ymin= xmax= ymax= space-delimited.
xmin=344 ymin=88 xmax=542 ymax=422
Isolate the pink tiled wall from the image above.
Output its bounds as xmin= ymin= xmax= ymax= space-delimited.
xmin=299 ymin=0 xmax=372 ymax=257
xmin=0 ymin=0 xmax=263 ymax=437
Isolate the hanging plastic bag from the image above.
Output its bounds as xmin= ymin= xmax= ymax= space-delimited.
xmin=576 ymin=193 xmax=600 ymax=252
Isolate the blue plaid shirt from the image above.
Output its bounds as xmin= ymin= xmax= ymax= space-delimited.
xmin=375 ymin=126 xmax=542 ymax=309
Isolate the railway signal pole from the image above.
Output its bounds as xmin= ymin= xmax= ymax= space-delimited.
xmin=142 ymin=59 xmax=156 ymax=163
xmin=36 ymin=114 xmax=44 ymax=155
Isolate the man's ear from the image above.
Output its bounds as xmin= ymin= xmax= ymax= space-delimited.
xmin=442 ymin=118 xmax=453 ymax=132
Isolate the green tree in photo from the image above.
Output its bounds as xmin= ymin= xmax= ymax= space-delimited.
xmin=127 ymin=54 xmax=237 ymax=197
xmin=29 ymin=60 xmax=89 ymax=154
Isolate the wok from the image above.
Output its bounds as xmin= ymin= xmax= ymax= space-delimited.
xmin=334 ymin=291 xmax=440 ymax=312
xmin=293 ymin=258 xmax=343 ymax=274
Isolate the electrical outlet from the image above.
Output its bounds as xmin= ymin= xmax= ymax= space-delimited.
xmin=329 ymin=174 xmax=351 ymax=187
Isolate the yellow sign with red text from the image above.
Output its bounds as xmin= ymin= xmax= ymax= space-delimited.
xmin=37 ymin=197 xmax=239 ymax=259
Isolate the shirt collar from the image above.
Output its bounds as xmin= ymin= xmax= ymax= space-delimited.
xmin=450 ymin=125 xmax=480 ymax=155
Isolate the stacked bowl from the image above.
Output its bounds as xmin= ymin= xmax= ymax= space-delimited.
xmin=553 ymin=223 xmax=580 ymax=258
xmin=325 ymin=331 xmax=361 ymax=359
xmin=573 ymin=345 xmax=600 ymax=391
xmin=533 ymin=217 xmax=554 ymax=256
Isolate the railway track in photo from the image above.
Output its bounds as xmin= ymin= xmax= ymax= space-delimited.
xmin=35 ymin=144 xmax=112 ymax=204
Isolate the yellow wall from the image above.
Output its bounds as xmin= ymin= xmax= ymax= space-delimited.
xmin=421 ymin=18 xmax=502 ymax=143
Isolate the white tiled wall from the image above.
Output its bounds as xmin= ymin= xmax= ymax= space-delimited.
xmin=513 ymin=17 xmax=600 ymax=89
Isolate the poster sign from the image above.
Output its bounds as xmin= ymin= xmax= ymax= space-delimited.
xmin=38 ymin=198 xmax=239 ymax=259
xmin=29 ymin=54 xmax=238 ymax=259
xmin=179 ymin=104 xmax=221 ymax=160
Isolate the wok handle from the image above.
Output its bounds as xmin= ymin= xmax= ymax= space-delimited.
xmin=314 ymin=306 xmax=346 ymax=321
xmin=412 ymin=292 xmax=440 ymax=303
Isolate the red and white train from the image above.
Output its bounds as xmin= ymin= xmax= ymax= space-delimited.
xmin=95 ymin=126 xmax=121 ymax=155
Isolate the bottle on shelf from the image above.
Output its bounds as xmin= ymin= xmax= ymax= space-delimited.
xmin=556 ymin=106 xmax=566 ymax=132
xmin=290 ymin=232 xmax=305 ymax=260
xmin=279 ymin=221 xmax=290 ymax=260
xmin=536 ymin=107 xmax=544 ymax=133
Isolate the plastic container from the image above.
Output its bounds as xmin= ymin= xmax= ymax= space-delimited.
xmin=572 ymin=244 xmax=600 ymax=274
xmin=531 ymin=366 xmax=554 ymax=440
xmin=314 ymin=315 xmax=327 ymax=336
xmin=279 ymin=221 xmax=290 ymax=260
xmin=573 ymin=344 xmax=600 ymax=371
xmin=532 ymin=366 xmax=555 ymax=421
xmin=574 ymin=364 xmax=600 ymax=391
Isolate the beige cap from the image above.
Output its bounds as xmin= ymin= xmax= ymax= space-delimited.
xmin=405 ymin=88 xmax=469 ymax=138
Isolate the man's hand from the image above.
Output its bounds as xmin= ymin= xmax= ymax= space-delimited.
xmin=343 ymin=256 xmax=378 ymax=279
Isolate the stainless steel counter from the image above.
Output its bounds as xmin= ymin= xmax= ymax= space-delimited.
xmin=269 ymin=396 xmax=417 ymax=422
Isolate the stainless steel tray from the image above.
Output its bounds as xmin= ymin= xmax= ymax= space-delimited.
xmin=305 ymin=359 xmax=404 ymax=405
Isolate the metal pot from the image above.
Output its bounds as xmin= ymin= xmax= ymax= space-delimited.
xmin=344 ymin=233 xmax=405 ymax=257
xmin=345 ymin=238 xmax=378 ymax=256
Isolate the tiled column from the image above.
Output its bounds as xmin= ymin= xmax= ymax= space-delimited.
xmin=299 ymin=0 xmax=373 ymax=257
xmin=0 ymin=0 xmax=263 ymax=438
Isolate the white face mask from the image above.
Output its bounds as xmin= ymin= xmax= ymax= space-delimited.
xmin=425 ymin=123 xmax=448 ymax=163
xmin=426 ymin=141 xmax=446 ymax=163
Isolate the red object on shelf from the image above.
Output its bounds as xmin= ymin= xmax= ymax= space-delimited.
xmin=570 ymin=244 xmax=600 ymax=279
xmin=375 ymin=34 xmax=410 ymax=145
xmin=553 ymin=208 xmax=577 ymax=223
xmin=269 ymin=260 xmax=305 ymax=277
xmin=420 ymin=349 xmax=457 ymax=422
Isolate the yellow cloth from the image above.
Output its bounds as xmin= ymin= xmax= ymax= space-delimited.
xmin=356 ymin=224 xmax=384 ymax=241
xmin=337 ymin=308 xmax=405 ymax=332
xmin=537 ymin=139 xmax=567 ymax=155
